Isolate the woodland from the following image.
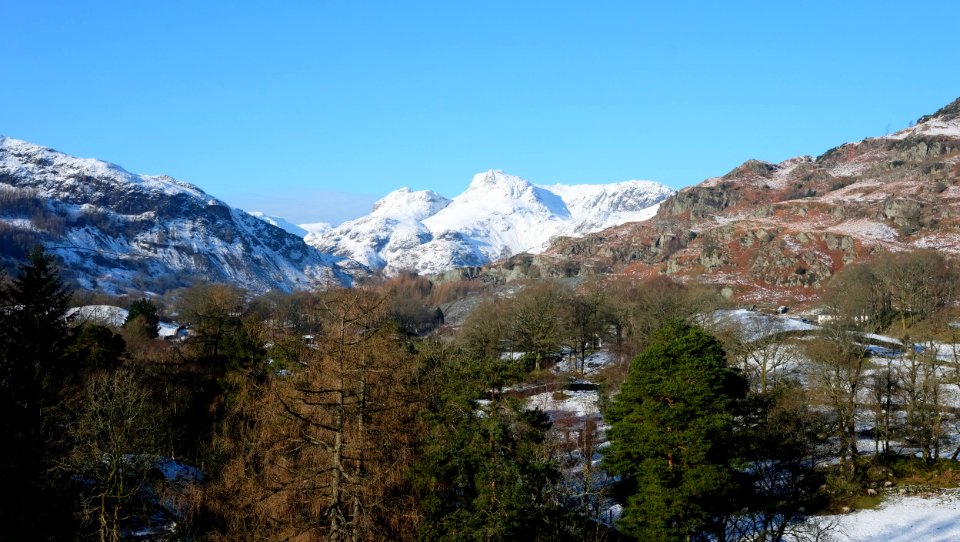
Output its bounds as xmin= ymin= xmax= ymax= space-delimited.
xmin=3 ymin=246 xmax=960 ymax=541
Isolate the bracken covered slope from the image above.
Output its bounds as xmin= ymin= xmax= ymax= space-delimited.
xmin=508 ymin=97 xmax=960 ymax=308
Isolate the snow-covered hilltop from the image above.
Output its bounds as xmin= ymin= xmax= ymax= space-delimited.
xmin=0 ymin=136 xmax=357 ymax=294
xmin=306 ymin=170 xmax=673 ymax=275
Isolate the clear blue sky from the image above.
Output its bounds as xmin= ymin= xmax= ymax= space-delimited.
xmin=3 ymin=1 xmax=959 ymax=224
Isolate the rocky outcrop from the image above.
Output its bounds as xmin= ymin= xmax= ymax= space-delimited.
xmin=658 ymin=183 xmax=741 ymax=219
xmin=474 ymin=97 xmax=960 ymax=308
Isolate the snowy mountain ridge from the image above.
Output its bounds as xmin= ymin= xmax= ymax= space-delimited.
xmin=247 ymin=211 xmax=309 ymax=237
xmin=306 ymin=169 xmax=673 ymax=275
xmin=0 ymin=135 xmax=357 ymax=294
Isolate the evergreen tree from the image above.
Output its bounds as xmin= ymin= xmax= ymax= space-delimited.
xmin=124 ymin=297 xmax=160 ymax=339
xmin=412 ymin=355 xmax=571 ymax=541
xmin=0 ymin=246 xmax=76 ymax=539
xmin=604 ymin=320 xmax=747 ymax=542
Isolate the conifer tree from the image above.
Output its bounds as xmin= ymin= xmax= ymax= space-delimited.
xmin=0 ymin=246 xmax=75 ymax=539
xmin=124 ymin=297 xmax=160 ymax=339
xmin=604 ymin=320 xmax=747 ymax=542
xmin=413 ymin=371 xmax=570 ymax=541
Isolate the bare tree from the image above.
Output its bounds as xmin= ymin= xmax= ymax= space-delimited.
xmin=824 ymin=262 xmax=890 ymax=332
xmin=866 ymin=353 xmax=898 ymax=457
xmin=716 ymin=312 xmax=799 ymax=394
xmin=876 ymin=249 xmax=957 ymax=331
xmin=893 ymin=325 xmax=948 ymax=461
xmin=459 ymin=297 xmax=510 ymax=361
xmin=567 ymin=279 xmax=608 ymax=376
xmin=805 ymin=322 xmax=868 ymax=472
xmin=67 ymin=369 xmax=163 ymax=542
xmin=508 ymin=279 xmax=572 ymax=371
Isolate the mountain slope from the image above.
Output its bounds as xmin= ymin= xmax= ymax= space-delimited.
xmin=519 ymin=97 xmax=960 ymax=307
xmin=307 ymin=170 xmax=673 ymax=275
xmin=0 ymin=136 xmax=358 ymax=294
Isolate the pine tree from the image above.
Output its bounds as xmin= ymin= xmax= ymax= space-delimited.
xmin=603 ymin=320 xmax=747 ymax=542
xmin=412 ymin=354 xmax=571 ymax=542
xmin=0 ymin=246 xmax=76 ymax=539
xmin=124 ymin=297 xmax=160 ymax=339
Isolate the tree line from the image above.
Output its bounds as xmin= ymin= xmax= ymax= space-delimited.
xmin=3 ymin=246 xmax=960 ymax=541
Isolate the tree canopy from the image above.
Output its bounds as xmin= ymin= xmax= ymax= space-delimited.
xmin=604 ymin=320 xmax=747 ymax=542
xmin=124 ymin=297 xmax=160 ymax=339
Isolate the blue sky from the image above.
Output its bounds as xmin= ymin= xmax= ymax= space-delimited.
xmin=3 ymin=1 xmax=959 ymax=225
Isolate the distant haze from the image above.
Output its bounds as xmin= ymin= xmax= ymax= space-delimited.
xmin=228 ymin=190 xmax=380 ymax=226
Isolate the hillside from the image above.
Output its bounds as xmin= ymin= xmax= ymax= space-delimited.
xmin=497 ymin=98 xmax=960 ymax=307
xmin=0 ymin=136 xmax=359 ymax=294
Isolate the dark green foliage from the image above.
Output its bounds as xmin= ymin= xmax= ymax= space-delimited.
xmin=412 ymin=354 xmax=572 ymax=541
xmin=604 ymin=320 xmax=748 ymax=542
xmin=0 ymin=246 xmax=77 ymax=539
xmin=172 ymin=284 xmax=268 ymax=461
xmin=66 ymin=324 xmax=127 ymax=375
xmin=125 ymin=297 xmax=160 ymax=338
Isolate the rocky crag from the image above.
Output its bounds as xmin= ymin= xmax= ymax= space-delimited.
xmin=477 ymin=98 xmax=960 ymax=307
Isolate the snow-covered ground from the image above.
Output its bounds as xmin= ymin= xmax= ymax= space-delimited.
xmin=527 ymin=389 xmax=601 ymax=418
xmin=66 ymin=304 xmax=184 ymax=338
xmin=704 ymin=308 xmax=819 ymax=341
xmin=529 ymin=340 xmax=960 ymax=540
xmin=817 ymin=490 xmax=960 ymax=542
xmin=552 ymin=349 xmax=617 ymax=376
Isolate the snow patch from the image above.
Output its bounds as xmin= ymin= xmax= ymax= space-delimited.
xmin=821 ymin=490 xmax=960 ymax=542
xmin=827 ymin=219 xmax=899 ymax=243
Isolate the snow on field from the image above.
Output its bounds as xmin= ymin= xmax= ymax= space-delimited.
xmin=704 ymin=309 xmax=818 ymax=341
xmin=527 ymin=389 xmax=600 ymax=418
xmin=552 ymin=349 xmax=617 ymax=375
xmin=819 ymin=490 xmax=960 ymax=542
xmin=66 ymin=305 xmax=183 ymax=338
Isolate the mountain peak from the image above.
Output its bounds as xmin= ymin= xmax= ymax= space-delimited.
xmin=466 ymin=170 xmax=534 ymax=195
xmin=309 ymin=170 xmax=673 ymax=275
xmin=370 ymin=187 xmax=451 ymax=219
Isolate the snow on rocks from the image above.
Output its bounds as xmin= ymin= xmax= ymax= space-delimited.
xmin=67 ymin=305 xmax=130 ymax=327
xmin=883 ymin=118 xmax=960 ymax=141
xmin=826 ymin=219 xmax=899 ymax=244
xmin=0 ymin=135 xmax=354 ymax=294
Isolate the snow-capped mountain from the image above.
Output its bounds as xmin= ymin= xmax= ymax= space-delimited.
xmin=307 ymin=170 xmax=673 ymax=275
xmin=0 ymin=136 xmax=357 ymax=294
xmin=305 ymin=187 xmax=452 ymax=271
xmin=248 ymin=211 xmax=309 ymax=237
